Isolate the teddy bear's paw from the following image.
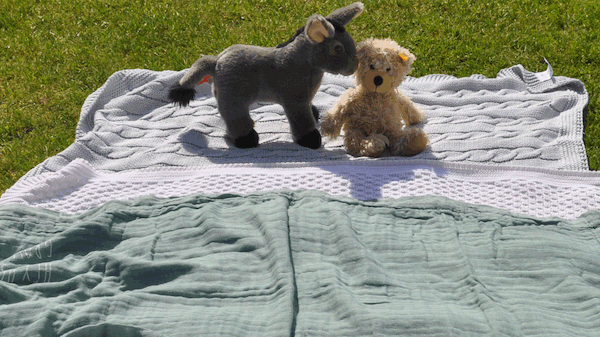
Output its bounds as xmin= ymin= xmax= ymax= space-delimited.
xmin=372 ymin=134 xmax=390 ymax=147
xmin=391 ymin=128 xmax=429 ymax=156
xmin=359 ymin=134 xmax=389 ymax=157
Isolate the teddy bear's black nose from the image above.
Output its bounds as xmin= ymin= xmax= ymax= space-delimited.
xmin=374 ymin=76 xmax=383 ymax=87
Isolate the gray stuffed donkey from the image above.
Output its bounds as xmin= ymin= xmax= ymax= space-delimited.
xmin=169 ymin=2 xmax=364 ymax=149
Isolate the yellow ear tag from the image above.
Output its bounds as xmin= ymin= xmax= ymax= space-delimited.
xmin=398 ymin=53 xmax=409 ymax=62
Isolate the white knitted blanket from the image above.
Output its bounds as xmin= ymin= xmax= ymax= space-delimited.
xmin=17 ymin=62 xmax=589 ymax=177
xmin=1 ymin=63 xmax=596 ymax=218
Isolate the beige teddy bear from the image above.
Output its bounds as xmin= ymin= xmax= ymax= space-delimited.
xmin=321 ymin=38 xmax=429 ymax=157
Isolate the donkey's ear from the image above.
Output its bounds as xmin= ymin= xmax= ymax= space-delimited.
xmin=305 ymin=14 xmax=335 ymax=44
xmin=326 ymin=2 xmax=364 ymax=27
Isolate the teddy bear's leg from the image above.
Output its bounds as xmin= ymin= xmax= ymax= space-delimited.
xmin=345 ymin=131 xmax=388 ymax=157
xmin=389 ymin=127 xmax=429 ymax=156
xmin=359 ymin=134 xmax=389 ymax=157
xmin=342 ymin=130 xmax=365 ymax=156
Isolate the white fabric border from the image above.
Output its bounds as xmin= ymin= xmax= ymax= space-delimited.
xmin=2 ymin=158 xmax=599 ymax=220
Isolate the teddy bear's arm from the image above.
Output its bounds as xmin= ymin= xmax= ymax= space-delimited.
xmin=394 ymin=90 xmax=426 ymax=126
xmin=321 ymin=89 xmax=356 ymax=138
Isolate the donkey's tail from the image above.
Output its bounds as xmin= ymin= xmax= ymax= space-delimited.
xmin=169 ymin=55 xmax=217 ymax=107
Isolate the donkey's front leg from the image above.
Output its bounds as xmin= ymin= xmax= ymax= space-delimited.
xmin=283 ymin=102 xmax=322 ymax=149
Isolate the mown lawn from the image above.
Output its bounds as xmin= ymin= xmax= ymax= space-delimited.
xmin=1 ymin=0 xmax=598 ymax=193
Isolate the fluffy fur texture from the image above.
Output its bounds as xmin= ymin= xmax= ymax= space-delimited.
xmin=169 ymin=3 xmax=364 ymax=149
xmin=321 ymin=38 xmax=429 ymax=157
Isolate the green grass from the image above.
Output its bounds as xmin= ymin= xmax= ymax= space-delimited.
xmin=1 ymin=0 xmax=599 ymax=193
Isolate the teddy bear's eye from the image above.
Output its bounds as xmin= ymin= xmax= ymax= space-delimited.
xmin=369 ymin=64 xmax=375 ymax=70
xmin=386 ymin=67 xmax=391 ymax=72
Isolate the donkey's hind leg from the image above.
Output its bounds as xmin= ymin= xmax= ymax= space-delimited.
xmin=217 ymin=96 xmax=259 ymax=148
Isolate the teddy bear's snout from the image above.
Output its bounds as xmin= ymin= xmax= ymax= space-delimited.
xmin=364 ymin=71 xmax=394 ymax=93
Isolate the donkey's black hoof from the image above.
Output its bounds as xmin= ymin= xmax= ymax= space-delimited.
xmin=297 ymin=129 xmax=322 ymax=149
xmin=233 ymin=129 xmax=259 ymax=148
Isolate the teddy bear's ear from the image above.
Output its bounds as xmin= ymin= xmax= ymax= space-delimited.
xmin=305 ymin=14 xmax=335 ymax=44
xmin=356 ymin=39 xmax=373 ymax=61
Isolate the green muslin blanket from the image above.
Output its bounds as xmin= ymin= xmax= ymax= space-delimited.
xmin=1 ymin=190 xmax=599 ymax=336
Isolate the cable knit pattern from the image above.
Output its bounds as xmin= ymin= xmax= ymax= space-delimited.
xmin=14 ymin=63 xmax=589 ymax=185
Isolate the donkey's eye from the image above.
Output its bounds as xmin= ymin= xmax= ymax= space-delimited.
xmin=386 ymin=67 xmax=391 ymax=72
xmin=334 ymin=44 xmax=344 ymax=54
xmin=369 ymin=64 xmax=375 ymax=70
